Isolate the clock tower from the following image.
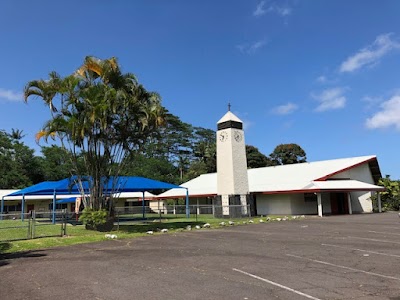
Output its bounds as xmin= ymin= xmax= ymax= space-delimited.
xmin=216 ymin=106 xmax=250 ymax=217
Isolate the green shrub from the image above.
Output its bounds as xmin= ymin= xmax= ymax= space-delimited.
xmin=79 ymin=208 xmax=108 ymax=229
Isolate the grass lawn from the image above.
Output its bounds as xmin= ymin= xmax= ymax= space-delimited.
xmin=0 ymin=215 xmax=303 ymax=254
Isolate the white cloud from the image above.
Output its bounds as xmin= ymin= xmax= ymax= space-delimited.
xmin=254 ymin=1 xmax=292 ymax=17
xmin=365 ymin=94 xmax=400 ymax=130
xmin=253 ymin=1 xmax=267 ymax=17
xmin=268 ymin=5 xmax=292 ymax=16
xmin=362 ymin=95 xmax=383 ymax=110
xmin=316 ymin=76 xmax=327 ymax=83
xmin=236 ymin=39 xmax=267 ymax=54
xmin=340 ymin=33 xmax=400 ymax=73
xmin=0 ymin=88 xmax=23 ymax=102
xmin=312 ymin=87 xmax=347 ymax=112
xmin=272 ymin=102 xmax=298 ymax=115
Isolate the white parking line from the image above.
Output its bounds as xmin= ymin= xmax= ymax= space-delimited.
xmin=232 ymin=268 xmax=322 ymax=300
xmin=286 ymin=254 xmax=400 ymax=281
xmin=322 ymin=243 xmax=400 ymax=258
xmin=381 ymin=226 xmax=400 ymax=230
xmin=368 ymin=230 xmax=400 ymax=236
xmin=347 ymin=236 xmax=400 ymax=245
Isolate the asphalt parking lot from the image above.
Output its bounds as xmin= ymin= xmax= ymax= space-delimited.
xmin=1 ymin=212 xmax=400 ymax=300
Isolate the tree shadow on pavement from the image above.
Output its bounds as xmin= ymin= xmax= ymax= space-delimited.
xmin=0 ymin=242 xmax=46 ymax=267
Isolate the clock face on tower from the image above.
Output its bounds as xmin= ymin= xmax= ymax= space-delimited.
xmin=234 ymin=130 xmax=242 ymax=142
xmin=219 ymin=131 xmax=228 ymax=142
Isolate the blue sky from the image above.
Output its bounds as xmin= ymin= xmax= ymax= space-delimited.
xmin=1 ymin=1 xmax=400 ymax=179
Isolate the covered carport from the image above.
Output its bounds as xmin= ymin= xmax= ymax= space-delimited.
xmin=1 ymin=176 xmax=187 ymax=223
xmin=310 ymin=180 xmax=385 ymax=217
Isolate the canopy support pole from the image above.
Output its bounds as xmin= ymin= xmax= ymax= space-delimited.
xmin=52 ymin=190 xmax=56 ymax=224
xmin=142 ymin=191 xmax=145 ymax=219
xmin=1 ymin=196 xmax=4 ymax=219
xmin=21 ymin=194 xmax=25 ymax=221
xmin=185 ymin=188 xmax=189 ymax=218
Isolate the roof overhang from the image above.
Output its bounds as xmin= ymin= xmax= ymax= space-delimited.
xmin=314 ymin=156 xmax=382 ymax=184
xmin=258 ymin=180 xmax=385 ymax=195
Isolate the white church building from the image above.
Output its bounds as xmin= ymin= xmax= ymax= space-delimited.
xmin=158 ymin=109 xmax=385 ymax=217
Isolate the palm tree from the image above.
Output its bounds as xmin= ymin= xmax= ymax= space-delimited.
xmin=24 ymin=56 xmax=166 ymax=218
xmin=9 ymin=128 xmax=26 ymax=140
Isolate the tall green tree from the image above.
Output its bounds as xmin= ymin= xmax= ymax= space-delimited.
xmin=9 ymin=128 xmax=26 ymax=140
xmin=121 ymin=153 xmax=178 ymax=184
xmin=0 ymin=130 xmax=43 ymax=188
xmin=39 ymin=145 xmax=76 ymax=181
xmin=246 ymin=145 xmax=277 ymax=168
xmin=270 ymin=143 xmax=307 ymax=165
xmin=377 ymin=175 xmax=400 ymax=211
xmin=24 ymin=56 xmax=165 ymax=216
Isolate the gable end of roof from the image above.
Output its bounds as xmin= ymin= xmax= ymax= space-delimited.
xmin=314 ymin=156 xmax=381 ymax=183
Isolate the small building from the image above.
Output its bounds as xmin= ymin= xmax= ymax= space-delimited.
xmin=0 ymin=191 xmax=159 ymax=215
xmin=158 ymin=154 xmax=384 ymax=216
xmin=158 ymin=107 xmax=385 ymax=217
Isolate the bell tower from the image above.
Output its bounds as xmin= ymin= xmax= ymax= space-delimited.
xmin=216 ymin=104 xmax=250 ymax=217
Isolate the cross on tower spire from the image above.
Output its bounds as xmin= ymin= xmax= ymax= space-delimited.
xmin=228 ymin=102 xmax=231 ymax=111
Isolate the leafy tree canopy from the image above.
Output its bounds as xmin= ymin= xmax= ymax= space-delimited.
xmin=0 ymin=130 xmax=43 ymax=188
xmin=270 ymin=143 xmax=307 ymax=165
xmin=24 ymin=56 xmax=166 ymax=214
xmin=246 ymin=145 xmax=277 ymax=168
xmin=377 ymin=175 xmax=400 ymax=211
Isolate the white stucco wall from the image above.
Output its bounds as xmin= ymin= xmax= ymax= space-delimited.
xmin=255 ymin=193 xmax=333 ymax=216
xmin=330 ymin=163 xmax=374 ymax=213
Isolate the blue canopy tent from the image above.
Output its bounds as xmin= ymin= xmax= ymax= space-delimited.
xmin=56 ymin=197 xmax=77 ymax=204
xmin=2 ymin=176 xmax=188 ymax=223
xmin=1 ymin=181 xmax=60 ymax=221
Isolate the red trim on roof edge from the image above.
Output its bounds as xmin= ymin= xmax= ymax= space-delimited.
xmin=314 ymin=157 xmax=377 ymax=181
xmin=257 ymin=187 xmax=385 ymax=195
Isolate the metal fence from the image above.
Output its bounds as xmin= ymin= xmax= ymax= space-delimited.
xmin=115 ymin=204 xmax=251 ymax=223
xmin=0 ymin=205 xmax=251 ymax=241
xmin=0 ymin=210 xmax=67 ymax=242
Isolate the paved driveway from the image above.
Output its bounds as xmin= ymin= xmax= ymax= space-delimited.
xmin=1 ymin=212 xmax=400 ymax=300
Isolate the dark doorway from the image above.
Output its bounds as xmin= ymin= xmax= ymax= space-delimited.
xmin=27 ymin=204 xmax=34 ymax=213
xmin=330 ymin=192 xmax=348 ymax=215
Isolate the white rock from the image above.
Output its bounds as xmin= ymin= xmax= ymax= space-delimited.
xmin=219 ymin=222 xmax=226 ymax=226
xmin=195 ymin=225 xmax=201 ymax=229
xmin=186 ymin=225 xmax=192 ymax=230
xmin=161 ymin=229 xmax=168 ymax=233
xmin=203 ymin=223 xmax=211 ymax=228
xmin=259 ymin=219 xmax=264 ymax=223
xmin=248 ymin=220 xmax=254 ymax=223
xmin=105 ymin=234 xmax=111 ymax=238
xmin=110 ymin=234 xmax=117 ymax=239
xmin=146 ymin=230 xmax=154 ymax=235
xmin=301 ymin=215 xmax=305 ymax=218
xmin=276 ymin=218 xmax=282 ymax=221
xmin=266 ymin=217 xmax=271 ymax=221
xmin=228 ymin=221 xmax=235 ymax=225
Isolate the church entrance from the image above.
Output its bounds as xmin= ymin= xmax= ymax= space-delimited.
xmin=330 ymin=192 xmax=349 ymax=215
